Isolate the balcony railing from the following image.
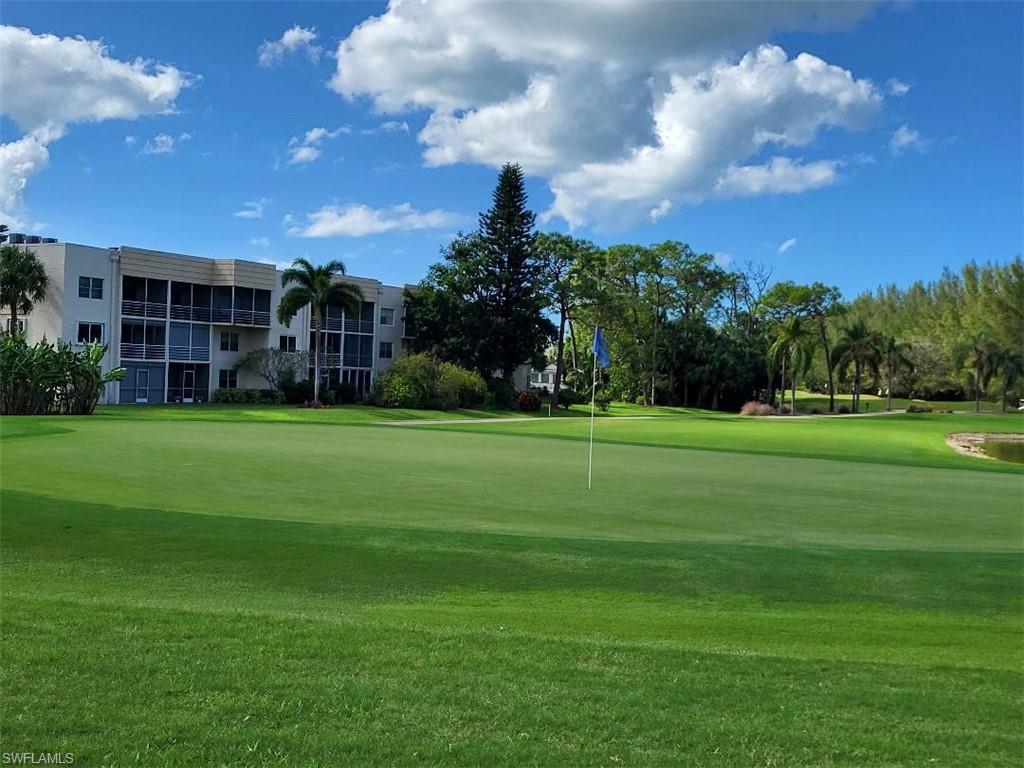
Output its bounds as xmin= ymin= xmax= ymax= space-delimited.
xmin=310 ymin=352 xmax=341 ymax=367
xmin=169 ymin=304 xmax=213 ymax=323
xmin=344 ymin=319 xmax=375 ymax=334
xmin=120 ymin=343 xmax=165 ymax=360
xmin=122 ymin=300 xmax=167 ymax=318
xmin=209 ymin=308 xmax=271 ymax=327
xmin=168 ymin=345 xmax=211 ymax=362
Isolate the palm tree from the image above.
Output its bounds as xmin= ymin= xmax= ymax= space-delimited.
xmin=832 ymin=318 xmax=880 ymax=413
xmin=983 ymin=347 xmax=1023 ymax=413
xmin=0 ymin=244 xmax=48 ymax=335
xmin=276 ymin=258 xmax=362 ymax=404
xmin=877 ymin=335 xmax=913 ymax=411
xmin=952 ymin=331 xmax=995 ymax=414
xmin=769 ymin=316 xmax=810 ymax=414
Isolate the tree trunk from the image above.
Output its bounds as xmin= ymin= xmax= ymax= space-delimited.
xmin=792 ymin=372 xmax=797 ymax=416
xmin=886 ymin=362 xmax=893 ymax=411
xmin=313 ymin=310 xmax=322 ymax=404
xmin=567 ymin=316 xmax=579 ymax=372
xmin=551 ymin=305 xmax=566 ymax=409
xmin=1002 ymin=381 xmax=1008 ymax=413
xmin=8 ymin=304 xmax=17 ymax=336
xmin=779 ymin=355 xmax=787 ymax=413
xmin=974 ymin=363 xmax=981 ymax=414
xmin=820 ymin=322 xmax=835 ymax=413
xmin=853 ymin=361 xmax=861 ymax=413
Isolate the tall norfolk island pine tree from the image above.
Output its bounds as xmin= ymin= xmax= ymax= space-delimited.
xmin=276 ymin=258 xmax=362 ymax=404
xmin=478 ymin=163 xmax=553 ymax=381
xmin=408 ymin=163 xmax=553 ymax=382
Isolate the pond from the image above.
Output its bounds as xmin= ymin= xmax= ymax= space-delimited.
xmin=982 ymin=439 xmax=1024 ymax=464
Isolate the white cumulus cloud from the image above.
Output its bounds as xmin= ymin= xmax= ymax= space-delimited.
xmin=287 ymin=125 xmax=349 ymax=165
xmin=777 ymin=237 xmax=798 ymax=254
xmin=142 ymin=132 xmax=190 ymax=155
xmin=886 ymin=78 xmax=911 ymax=96
xmin=0 ymin=25 xmax=192 ymax=223
xmin=889 ymin=124 xmax=926 ymax=155
xmin=250 ymin=236 xmax=270 ymax=247
xmin=361 ymin=120 xmax=410 ymax=136
xmin=258 ymin=25 xmax=322 ymax=67
xmin=286 ymin=203 xmax=465 ymax=238
xmin=330 ymin=1 xmax=883 ymax=226
xmin=233 ymin=199 xmax=269 ymax=219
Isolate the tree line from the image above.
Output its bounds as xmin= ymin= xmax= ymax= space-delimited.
xmin=408 ymin=164 xmax=1023 ymax=413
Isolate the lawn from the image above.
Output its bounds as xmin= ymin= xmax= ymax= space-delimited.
xmin=1 ymin=406 xmax=1022 ymax=766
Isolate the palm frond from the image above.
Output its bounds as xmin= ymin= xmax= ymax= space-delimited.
xmin=276 ymin=286 xmax=312 ymax=325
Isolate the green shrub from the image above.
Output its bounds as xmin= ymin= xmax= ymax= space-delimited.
xmin=594 ymin=391 xmax=612 ymax=412
xmin=281 ymin=379 xmax=314 ymax=404
xmin=372 ymin=353 xmax=484 ymax=410
xmin=211 ymin=388 xmax=283 ymax=404
xmin=490 ymin=379 xmax=516 ymax=410
xmin=555 ymin=388 xmax=580 ymax=409
xmin=333 ymin=382 xmax=359 ymax=404
xmin=319 ymin=389 xmax=337 ymax=406
xmin=439 ymin=363 xmax=487 ymax=408
xmin=837 ymin=404 xmax=851 ymax=415
xmin=514 ymin=389 xmax=541 ymax=412
xmin=0 ymin=334 xmax=124 ymax=415
xmin=906 ymin=403 xmax=933 ymax=413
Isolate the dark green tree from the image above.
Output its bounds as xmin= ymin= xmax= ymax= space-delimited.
xmin=833 ymin=318 xmax=881 ymax=413
xmin=407 ymin=164 xmax=553 ymax=381
xmin=478 ymin=163 xmax=553 ymax=380
xmin=276 ymin=258 xmax=362 ymax=404
xmin=535 ymin=232 xmax=597 ymax=407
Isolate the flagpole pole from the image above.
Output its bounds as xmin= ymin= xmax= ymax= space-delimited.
xmin=588 ymin=338 xmax=597 ymax=491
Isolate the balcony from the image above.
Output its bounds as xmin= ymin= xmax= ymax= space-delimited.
xmin=169 ymin=304 xmax=212 ymax=323
xmin=168 ymin=345 xmax=211 ymax=362
xmin=120 ymin=343 xmax=165 ymax=360
xmin=344 ymin=319 xmax=376 ymax=333
xmin=311 ymin=352 xmax=342 ymax=368
xmin=210 ymin=308 xmax=271 ymax=327
xmin=312 ymin=317 xmax=344 ymax=332
xmin=122 ymin=300 xmax=167 ymax=319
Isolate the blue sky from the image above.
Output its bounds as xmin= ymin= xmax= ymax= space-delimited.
xmin=1 ymin=1 xmax=1021 ymax=297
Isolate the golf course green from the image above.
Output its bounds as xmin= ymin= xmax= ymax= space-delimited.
xmin=2 ymin=405 xmax=1022 ymax=766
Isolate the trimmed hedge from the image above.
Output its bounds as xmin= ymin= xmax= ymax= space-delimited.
xmin=211 ymin=388 xmax=283 ymax=404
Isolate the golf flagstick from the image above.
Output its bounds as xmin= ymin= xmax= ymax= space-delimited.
xmin=588 ymin=339 xmax=597 ymax=490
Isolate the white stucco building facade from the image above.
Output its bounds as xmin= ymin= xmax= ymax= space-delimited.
xmin=4 ymin=240 xmax=416 ymax=404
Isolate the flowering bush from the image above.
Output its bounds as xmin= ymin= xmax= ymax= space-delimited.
xmin=739 ymin=401 xmax=776 ymax=416
xmin=514 ymin=389 xmax=541 ymax=412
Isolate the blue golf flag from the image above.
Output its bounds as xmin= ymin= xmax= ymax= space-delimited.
xmin=593 ymin=326 xmax=611 ymax=368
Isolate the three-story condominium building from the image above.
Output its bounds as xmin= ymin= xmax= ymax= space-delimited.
xmin=4 ymin=238 xmax=416 ymax=404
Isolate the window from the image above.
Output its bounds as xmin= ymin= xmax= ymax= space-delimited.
xmin=218 ymin=369 xmax=237 ymax=389
xmin=77 ymin=322 xmax=102 ymax=344
xmin=379 ymin=341 xmax=393 ymax=360
xmin=5 ymin=318 xmax=25 ymax=334
xmin=220 ymin=331 xmax=238 ymax=351
xmin=78 ymin=276 xmax=103 ymax=299
xmin=380 ymin=307 xmax=395 ymax=326
xmin=279 ymin=335 xmax=297 ymax=352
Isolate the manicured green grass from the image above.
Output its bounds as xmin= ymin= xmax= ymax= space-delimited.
xmin=788 ymin=389 xmax=1009 ymax=414
xmin=1 ymin=408 xmax=1021 ymax=765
